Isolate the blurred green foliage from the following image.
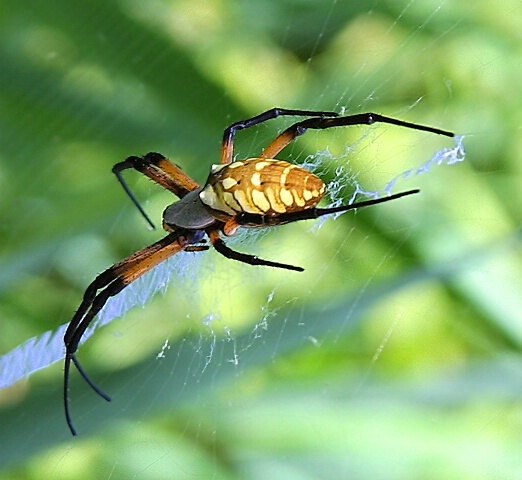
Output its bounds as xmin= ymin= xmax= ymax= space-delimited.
xmin=1 ymin=0 xmax=521 ymax=479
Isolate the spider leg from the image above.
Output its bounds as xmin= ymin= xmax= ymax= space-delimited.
xmin=234 ymin=189 xmax=420 ymax=227
xmin=63 ymin=230 xmax=193 ymax=435
xmin=207 ymin=229 xmax=304 ymax=272
xmin=64 ymin=352 xmax=111 ymax=436
xmin=112 ymin=152 xmax=200 ymax=228
xmin=221 ymin=108 xmax=339 ymax=165
xmin=260 ymin=113 xmax=454 ymax=159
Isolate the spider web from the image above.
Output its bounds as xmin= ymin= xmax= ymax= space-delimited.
xmin=1 ymin=1 xmax=521 ymax=479
xmin=0 ymin=137 xmax=465 ymax=389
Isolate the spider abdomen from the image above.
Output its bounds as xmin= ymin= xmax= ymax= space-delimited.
xmin=200 ymin=158 xmax=326 ymax=216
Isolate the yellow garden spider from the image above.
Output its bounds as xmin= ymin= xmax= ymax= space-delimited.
xmin=63 ymin=108 xmax=454 ymax=434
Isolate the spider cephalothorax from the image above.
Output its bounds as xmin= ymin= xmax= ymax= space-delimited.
xmin=63 ymin=108 xmax=454 ymax=434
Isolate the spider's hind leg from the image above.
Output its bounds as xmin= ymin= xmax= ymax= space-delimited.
xmin=221 ymin=108 xmax=339 ymax=165
xmin=235 ymin=189 xmax=421 ymax=227
xmin=207 ymin=229 xmax=304 ymax=272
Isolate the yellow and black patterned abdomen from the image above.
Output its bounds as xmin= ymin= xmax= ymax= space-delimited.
xmin=199 ymin=158 xmax=326 ymax=217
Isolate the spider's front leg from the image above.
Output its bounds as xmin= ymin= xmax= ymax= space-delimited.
xmin=63 ymin=230 xmax=193 ymax=435
xmin=112 ymin=152 xmax=201 ymax=229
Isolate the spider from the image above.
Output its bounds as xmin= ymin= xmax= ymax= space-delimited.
xmin=63 ymin=108 xmax=454 ymax=434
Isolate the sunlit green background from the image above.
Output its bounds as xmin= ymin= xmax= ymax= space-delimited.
xmin=1 ymin=1 xmax=521 ymax=479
